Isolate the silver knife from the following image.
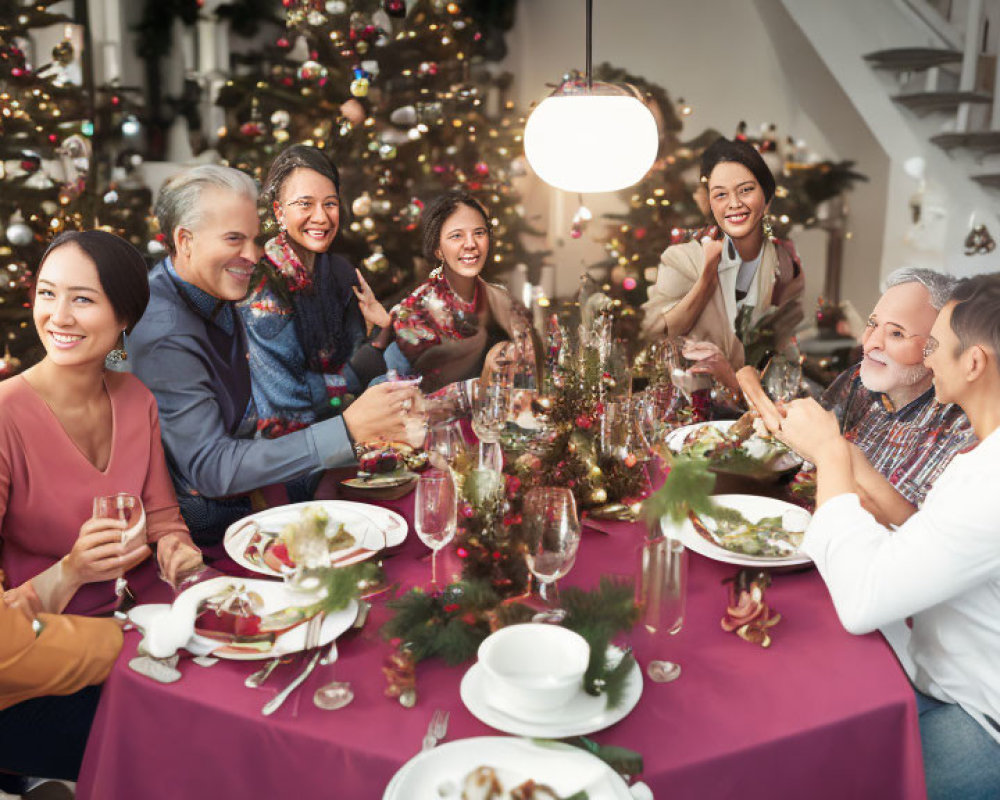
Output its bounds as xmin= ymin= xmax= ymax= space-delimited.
xmin=261 ymin=650 xmax=322 ymax=716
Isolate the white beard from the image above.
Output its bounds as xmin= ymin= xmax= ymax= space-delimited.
xmin=860 ymin=352 xmax=931 ymax=396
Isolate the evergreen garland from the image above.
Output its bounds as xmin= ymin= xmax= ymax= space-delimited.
xmin=381 ymin=578 xmax=639 ymax=706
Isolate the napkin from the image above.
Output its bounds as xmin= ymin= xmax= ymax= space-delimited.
xmin=144 ymin=577 xmax=235 ymax=658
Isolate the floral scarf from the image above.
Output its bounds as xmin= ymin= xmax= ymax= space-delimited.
xmin=253 ymin=232 xmax=359 ymax=373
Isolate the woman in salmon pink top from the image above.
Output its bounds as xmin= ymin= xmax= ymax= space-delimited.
xmin=0 ymin=230 xmax=202 ymax=616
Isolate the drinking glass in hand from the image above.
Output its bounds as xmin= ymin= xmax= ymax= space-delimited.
xmin=522 ymin=487 xmax=581 ymax=622
xmin=415 ymin=470 xmax=457 ymax=588
xmin=761 ymin=351 xmax=803 ymax=404
xmin=471 ymin=377 xmax=508 ymax=445
xmin=92 ymin=493 xmax=145 ymax=600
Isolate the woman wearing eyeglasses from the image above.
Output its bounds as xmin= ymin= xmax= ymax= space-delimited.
xmin=239 ymin=145 xmax=392 ymax=440
xmin=641 ymin=137 xmax=805 ymax=392
xmin=389 ymin=188 xmax=526 ymax=395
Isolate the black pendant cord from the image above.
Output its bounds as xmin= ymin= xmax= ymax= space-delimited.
xmin=585 ymin=0 xmax=593 ymax=89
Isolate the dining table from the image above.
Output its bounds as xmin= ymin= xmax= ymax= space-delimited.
xmin=76 ymin=471 xmax=927 ymax=799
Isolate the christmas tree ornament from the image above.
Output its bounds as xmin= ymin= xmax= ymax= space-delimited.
xmin=325 ymin=0 xmax=348 ymax=13
xmin=352 ymin=193 xmax=373 ymax=216
xmin=350 ymin=76 xmax=370 ymax=97
xmin=6 ymin=223 xmax=33 ymax=247
xmin=384 ymin=0 xmax=406 ymax=17
xmin=121 ymin=115 xmax=141 ymax=137
xmin=297 ymin=60 xmax=328 ymax=82
xmin=51 ymin=39 xmax=74 ymax=65
xmin=306 ymin=10 xmax=327 ymax=26
xmin=103 ymin=189 xmax=119 ymax=204
xmin=364 ymin=250 xmax=388 ymax=273
xmin=19 ymin=152 xmax=41 ymax=174
xmin=270 ymin=109 xmax=291 ymax=130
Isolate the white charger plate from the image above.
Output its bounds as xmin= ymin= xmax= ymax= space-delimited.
xmin=223 ymin=500 xmax=407 ymax=578
xmin=666 ymin=420 xmax=802 ymax=473
xmin=676 ymin=493 xmax=812 ymax=568
xmin=460 ymin=660 xmax=642 ymax=738
xmin=383 ymin=736 xmax=632 ymax=800
xmin=130 ymin=577 xmax=357 ymax=661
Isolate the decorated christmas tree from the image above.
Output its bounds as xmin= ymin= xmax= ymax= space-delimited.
xmin=214 ymin=0 xmax=542 ymax=301
xmin=0 ymin=1 xmax=154 ymax=377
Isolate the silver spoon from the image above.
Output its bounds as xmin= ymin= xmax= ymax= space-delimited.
xmin=245 ymin=657 xmax=283 ymax=688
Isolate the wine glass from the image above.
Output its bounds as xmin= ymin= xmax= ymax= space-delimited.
xmin=761 ymin=347 xmax=803 ymax=404
xmin=424 ymin=420 xmax=470 ymax=472
xmin=470 ymin=376 xmax=508 ymax=466
xmin=414 ymin=470 xmax=457 ymax=588
xmin=284 ymin=515 xmax=330 ymax=595
xmin=92 ymin=493 xmax=145 ymax=600
xmin=522 ymin=487 xmax=581 ymax=622
xmin=636 ymin=532 xmax=687 ymax=683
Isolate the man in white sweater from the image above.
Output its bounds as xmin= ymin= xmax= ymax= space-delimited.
xmin=751 ymin=273 xmax=1000 ymax=800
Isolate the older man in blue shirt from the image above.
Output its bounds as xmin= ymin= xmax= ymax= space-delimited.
xmin=129 ymin=165 xmax=416 ymax=544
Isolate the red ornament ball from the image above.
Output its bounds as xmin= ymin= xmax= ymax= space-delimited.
xmin=575 ymin=415 xmax=592 ymax=429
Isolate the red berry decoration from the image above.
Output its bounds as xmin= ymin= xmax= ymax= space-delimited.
xmin=575 ymin=414 xmax=592 ymax=429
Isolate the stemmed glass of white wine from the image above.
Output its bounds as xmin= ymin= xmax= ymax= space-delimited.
xmin=414 ymin=470 xmax=457 ymax=589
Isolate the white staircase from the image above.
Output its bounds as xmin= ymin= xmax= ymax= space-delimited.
xmin=777 ymin=0 xmax=1000 ymax=276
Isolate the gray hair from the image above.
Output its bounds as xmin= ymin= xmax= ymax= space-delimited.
xmin=155 ymin=165 xmax=258 ymax=255
xmin=883 ymin=267 xmax=957 ymax=311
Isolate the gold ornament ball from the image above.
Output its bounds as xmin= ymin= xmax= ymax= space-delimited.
xmin=352 ymin=193 xmax=373 ymax=216
xmin=590 ymin=488 xmax=608 ymax=505
xmin=52 ymin=39 xmax=74 ymax=65
xmin=589 ymin=464 xmax=603 ymax=478
xmin=351 ymin=77 xmax=370 ymax=98
xmin=364 ymin=251 xmax=389 ymax=274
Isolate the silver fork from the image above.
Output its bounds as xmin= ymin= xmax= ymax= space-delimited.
xmin=261 ymin=613 xmax=324 ymax=716
xmin=421 ymin=708 xmax=450 ymax=751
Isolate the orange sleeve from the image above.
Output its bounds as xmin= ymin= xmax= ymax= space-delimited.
xmin=0 ymin=600 xmax=123 ymax=711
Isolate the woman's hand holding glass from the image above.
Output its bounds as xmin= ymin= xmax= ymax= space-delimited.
xmin=88 ymin=494 xmax=149 ymax=601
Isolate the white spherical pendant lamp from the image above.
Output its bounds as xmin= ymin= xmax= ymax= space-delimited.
xmin=523 ymin=0 xmax=659 ymax=194
xmin=525 ymin=81 xmax=659 ymax=194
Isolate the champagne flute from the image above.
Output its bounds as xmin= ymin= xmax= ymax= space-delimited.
xmin=92 ymin=493 xmax=145 ymax=600
xmin=636 ymin=532 xmax=687 ymax=683
xmin=522 ymin=487 xmax=581 ymax=623
xmin=470 ymin=377 xmax=508 ymax=467
xmin=414 ymin=470 xmax=457 ymax=589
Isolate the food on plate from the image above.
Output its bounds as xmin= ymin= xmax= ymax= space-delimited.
xmin=460 ymin=766 xmax=563 ymax=800
xmin=356 ymin=441 xmax=427 ymax=476
xmin=193 ymin=581 xmax=319 ymax=654
xmin=242 ymin=506 xmax=359 ymax=572
xmin=690 ymin=506 xmax=807 ymax=558
xmin=675 ymin=418 xmax=799 ymax=476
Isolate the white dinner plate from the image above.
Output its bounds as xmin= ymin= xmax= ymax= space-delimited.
xmin=666 ymin=420 xmax=802 ymax=473
xmin=223 ymin=500 xmax=408 ymax=578
xmin=460 ymin=660 xmax=642 ymax=738
xmin=133 ymin=577 xmax=358 ymax=661
xmin=676 ymin=493 xmax=813 ymax=568
xmin=383 ymin=736 xmax=632 ymax=800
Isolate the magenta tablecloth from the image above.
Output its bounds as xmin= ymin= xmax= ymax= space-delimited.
xmin=77 ymin=489 xmax=926 ymax=799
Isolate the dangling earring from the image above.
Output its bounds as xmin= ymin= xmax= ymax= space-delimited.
xmin=430 ymin=258 xmax=444 ymax=278
xmin=106 ymin=330 xmax=128 ymax=365
xmin=762 ymin=217 xmax=775 ymax=240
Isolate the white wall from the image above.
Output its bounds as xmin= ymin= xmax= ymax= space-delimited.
xmin=501 ymin=0 xmax=890 ymax=319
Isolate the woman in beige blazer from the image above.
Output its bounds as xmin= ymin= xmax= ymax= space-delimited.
xmin=641 ymin=138 xmax=804 ymax=392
